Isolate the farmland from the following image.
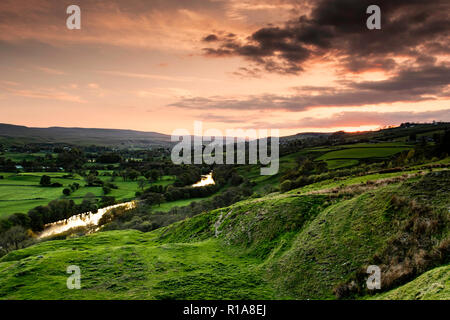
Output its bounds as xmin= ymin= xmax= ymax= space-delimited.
xmin=1 ymin=168 xmax=449 ymax=299
xmin=0 ymin=123 xmax=449 ymax=300
xmin=0 ymin=172 xmax=177 ymax=218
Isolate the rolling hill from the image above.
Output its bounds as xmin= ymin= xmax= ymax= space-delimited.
xmin=0 ymin=123 xmax=172 ymax=147
xmin=0 ymin=167 xmax=448 ymax=299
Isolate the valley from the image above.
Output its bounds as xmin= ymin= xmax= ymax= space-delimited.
xmin=0 ymin=123 xmax=449 ymax=300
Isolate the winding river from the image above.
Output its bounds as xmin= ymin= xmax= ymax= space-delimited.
xmin=37 ymin=201 xmax=137 ymax=239
xmin=37 ymin=172 xmax=215 ymax=239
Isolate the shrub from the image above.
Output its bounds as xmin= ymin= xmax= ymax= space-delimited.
xmin=280 ymin=179 xmax=292 ymax=192
xmin=39 ymin=175 xmax=51 ymax=186
xmin=0 ymin=226 xmax=33 ymax=256
xmin=102 ymin=186 xmax=111 ymax=195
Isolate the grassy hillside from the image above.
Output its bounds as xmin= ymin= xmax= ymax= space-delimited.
xmin=238 ymin=141 xmax=414 ymax=190
xmin=375 ymin=264 xmax=449 ymax=300
xmin=1 ymin=169 xmax=448 ymax=299
xmin=0 ymin=232 xmax=275 ymax=299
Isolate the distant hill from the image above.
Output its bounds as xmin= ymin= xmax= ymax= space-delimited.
xmin=0 ymin=123 xmax=172 ymax=147
xmin=281 ymin=132 xmax=331 ymax=142
xmin=1 ymin=122 xmax=449 ymax=148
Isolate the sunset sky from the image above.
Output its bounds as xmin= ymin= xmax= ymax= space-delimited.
xmin=0 ymin=0 xmax=449 ymax=136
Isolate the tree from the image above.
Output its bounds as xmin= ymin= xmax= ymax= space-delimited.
xmin=97 ymin=152 xmax=122 ymax=163
xmin=405 ymin=149 xmax=415 ymax=163
xmin=150 ymin=169 xmax=160 ymax=182
xmin=298 ymin=159 xmax=315 ymax=175
xmin=63 ymin=188 xmax=71 ymax=196
xmin=0 ymin=226 xmax=29 ymax=252
xmin=85 ymin=174 xmax=103 ymax=187
xmin=437 ymin=130 xmax=450 ymax=155
xmin=40 ymin=175 xmax=51 ymax=186
xmin=230 ymin=173 xmax=244 ymax=186
xmin=99 ymin=196 xmax=116 ymax=207
xmin=143 ymin=192 xmax=165 ymax=207
xmin=7 ymin=213 xmax=30 ymax=229
xmin=137 ymin=178 xmax=149 ymax=191
xmin=127 ymin=169 xmax=140 ymax=181
xmin=27 ymin=209 xmax=44 ymax=231
xmin=315 ymin=161 xmax=328 ymax=173
xmin=103 ymin=186 xmax=111 ymax=195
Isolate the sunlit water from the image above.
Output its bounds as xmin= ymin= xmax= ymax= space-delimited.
xmin=37 ymin=173 xmax=214 ymax=239
xmin=191 ymin=172 xmax=215 ymax=187
xmin=37 ymin=201 xmax=137 ymax=239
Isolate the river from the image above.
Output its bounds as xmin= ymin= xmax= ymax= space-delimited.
xmin=37 ymin=201 xmax=137 ymax=239
xmin=37 ymin=173 xmax=215 ymax=239
xmin=191 ymin=172 xmax=215 ymax=187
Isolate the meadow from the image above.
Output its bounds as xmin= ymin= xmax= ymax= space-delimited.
xmin=238 ymin=142 xmax=413 ymax=190
xmin=0 ymin=124 xmax=449 ymax=300
xmin=0 ymin=172 xmax=176 ymax=218
xmin=1 ymin=168 xmax=448 ymax=299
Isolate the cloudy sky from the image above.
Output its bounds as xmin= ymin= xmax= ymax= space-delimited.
xmin=0 ymin=0 xmax=449 ymax=135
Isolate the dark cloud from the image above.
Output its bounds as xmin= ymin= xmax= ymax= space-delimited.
xmin=170 ymin=64 xmax=450 ymax=111
xmin=202 ymin=0 xmax=450 ymax=74
xmin=202 ymin=34 xmax=219 ymax=42
xmin=232 ymin=66 xmax=263 ymax=78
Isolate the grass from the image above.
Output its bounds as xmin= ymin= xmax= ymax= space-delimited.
xmin=237 ymin=142 xmax=413 ymax=190
xmin=325 ymin=159 xmax=359 ymax=169
xmin=287 ymin=169 xmax=421 ymax=195
xmin=316 ymin=147 xmax=411 ymax=161
xmin=311 ymin=143 xmax=412 ymax=170
xmin=154 ymin=196 xmax=214 ymax=212
xmin=0 ymin=173 xmax=177 ymax=218
xmin=0 ymin=169 xmax=448 ymax=299
xmin=0 ymin=231 xmax=275 ymax=299
xmin=0 ymin=172 xmax=83 ymax=218
xmin=374 ymin=264 xmax=449 ymax=300
xmin=266 ymin=189 xmax=398 ymax=299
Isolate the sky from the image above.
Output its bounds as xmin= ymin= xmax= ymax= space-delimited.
xmin=0 ymin=0 xmax=449 ymax=136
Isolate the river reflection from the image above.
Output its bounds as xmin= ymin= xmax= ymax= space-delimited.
xmin=37 ymin=201 xmax=137 ymax=239
xmin=38 ymin=173 xmax=214 ymax=239
xmin=191 ymin=172 xmax=215 ymax=187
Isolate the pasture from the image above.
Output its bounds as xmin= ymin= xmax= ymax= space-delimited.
xmin=0 ymin=172 xmax=176 ymax=218
xmin=314 ymin=142 xmax=412 ymax=169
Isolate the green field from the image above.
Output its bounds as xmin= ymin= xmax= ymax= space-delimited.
xmin=325 ymin=159 xmax=359 ymax=169
xmin=0 ymin=152 xmax=56 ymax=161
xmin=0 ymin=125 xmax=449 ymax=301
xmin=312 ymin=143 xmax=412 ymax=169
xmin=316 ymin=146 xmax=411 ymax=161
xmin=1 ymin=169 xmax=448 ymax=299
xmin=238 ymin=142 xmax=413 ymax=189
xmin=0 ymin=232 xmax=274 ymax=299
xmin=0 ymin=173 xmax=176 ymax=218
